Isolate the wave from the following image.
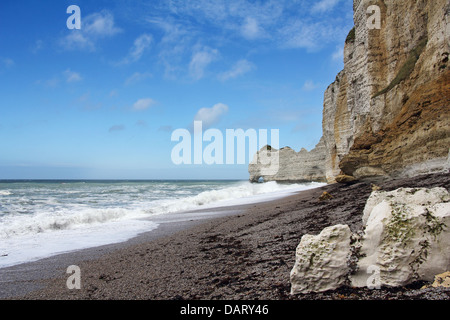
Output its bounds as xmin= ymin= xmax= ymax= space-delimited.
xmin=0 ymin=180 xmax=326 ymax=268
xmin=143 ymin=181 xmax=324 ymax=216
xmin=0 ymin=181 xmax=324 ymax=240
xmin=0 ymin=206 xmax=146 ymax=239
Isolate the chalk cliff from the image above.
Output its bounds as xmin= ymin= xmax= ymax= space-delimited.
xmin=248 ymin=138 xmax=327 ymax=183
xmin=250 ymin=0 xmax=450 ymax=183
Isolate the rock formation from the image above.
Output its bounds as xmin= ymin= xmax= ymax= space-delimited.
xmin=290 ymin=225 xmax=352 ymax=294
xmin=248 ymin=138 xmax=327 ymax=183
xmin=249 ymin=0 xmax=450 ymax=183
xmin=290 ymin=187 xmax=450 ymax=294
xmin=325 ymin=0 xmax=450 ymax=183
xmin=352 ymin=187 xmax=450 ymax=288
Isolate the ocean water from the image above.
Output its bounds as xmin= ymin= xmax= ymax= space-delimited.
xmin=0 ymin=180 xmax=325 ymax=268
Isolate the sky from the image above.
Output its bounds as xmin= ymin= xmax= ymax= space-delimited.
xmin=0 ymin=0 xmax=354 ymax=180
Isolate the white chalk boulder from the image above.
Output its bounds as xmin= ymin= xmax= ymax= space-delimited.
xmin=352 ymin=187 xmax=450 ymax=288
xmin=290 ymin=224 xmax=352 ymax=294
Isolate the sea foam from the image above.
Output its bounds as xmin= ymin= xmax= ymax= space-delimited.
xmin=0 ymin=180 xmax=324 ymax=268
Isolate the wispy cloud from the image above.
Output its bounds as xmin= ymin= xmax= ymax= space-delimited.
xmin=241 ymin=17 xmax=264 ymax=40
xmin=124 ymin=72 xmax=152 ymax=86
xmin=331 ymin=45 xmax=344 ymax=62
xmin=60 ymin=11 xmax=121 ymax=51
xmin=311 ymin=0 xmax=341 ymax=14
xmin=302 ymin=80 xmax=320 ymax=91
xmin=218 ymin=59 xmax=255 ymax=81
xmin=43 ymin=77 xmax=60 ymax=88
xmin=109 ymin=125 xmax=125 ymax=133
xmin=279 ymin=19 xmax=348 ymax=51
xmin=1 ymin=57 xmax=15 ymax=68
xmin=37 ymin=69 xmax=82 ymax=88
xmin=189 ymin=46 xmax=219 ymax=80
xmin=31 ymin=40 xmax=44 ymax=54
xmin=121 ymin=1 xmax=351 ymax=77
xmin=118 ymin=34 xmax=153 ymax=65
xmin=64 ymin=69 xmax=82 ymax=83
xmin=132 ymin=98 xmax=156 ymax=111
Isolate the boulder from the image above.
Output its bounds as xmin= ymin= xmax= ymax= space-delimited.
xmin=290 ymin=225 xmax=352 ymax=294
xmin=351 ymin=187 xmax=450 ymax=288
xmin=290 ymin=187 xmax=450 ymax=294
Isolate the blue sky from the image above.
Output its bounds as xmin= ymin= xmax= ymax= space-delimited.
xmin=0 ymin=0 xmax=353 ymax=179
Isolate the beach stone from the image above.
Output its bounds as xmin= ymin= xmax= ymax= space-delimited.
xmin=290 ymin=224 xmax=352 ymax=294
xmin=351 ymin=187 xmax=450 ymax=288
xmin=371 ymin=184 xmax=381 ymax=191
xmin=319 ymin=191 xmax=333 ymax=201
xmin=430 ymin=272 xmax=450 ymax=288
xmin=335 ymin=175 xmax=357 ymax=184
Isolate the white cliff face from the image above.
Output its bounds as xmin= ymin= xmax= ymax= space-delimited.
xmin=290 ymin=187 xmax=450 ymax=294
xmin=290 ymin=225 xmax=352 ymax=294
xmin=248 ymin=138 xmax=327 ymax=183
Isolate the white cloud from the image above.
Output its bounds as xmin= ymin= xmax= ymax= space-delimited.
xmin=311 ymin=0 xmax=341 ymax=13
xmin=332 ymin=45 xmax=344 ymax=62
xmin=280 ymin=19 xmax=348 ymax=51
xmin=189 ymin=47 xmax=219 ymax=80
xmin=1 ymin=58 xmax=14 ymax=68
xmin=302 ymin=80 xmax=320 ymax=91
xmin=44 ymin=77 xmax=60 ymax=88
xmin=109 ymin=125 xmax=125 ymax=133
xmin=124 ymin=72 xmax=152 ymax=85
xmin=64 ymin=69 xmax=82 ymax=83
xmin=38 ymin=69 xmax=82 ymax=87
xmin=131 ymin=34 xmax=153 ymax=61
xmin=193 ymin=103 xmax=229 ymax=128
xmin=84 ymin=11 xmax=121 ymax=37
xmin=148 ymin=18 xmax=195 ymax=79
xmin=60 ymin=11 xmax=121 ymax=51
xmin=31 ymin=40 xmax=43 ymax=54
xmin=241 ymin=17 xmax=263 ymax=40
xmin=119 ymin=34 xmax=153 ymax=65
xmin=132 ymin=98 xmax=156 ymax=111
xmin=131 ymin=0 xmax=351 ymax=76
xmin=218 ymin=59 xmax=255 ymax=81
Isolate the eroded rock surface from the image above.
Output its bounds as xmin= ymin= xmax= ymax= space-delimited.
xmin=290 ymin=225 xmax=352 ymax=294
xmin=290 ymin=187 xmax=450 ymax=294
xmin=250 ymin=0 xmax=450 ymax=184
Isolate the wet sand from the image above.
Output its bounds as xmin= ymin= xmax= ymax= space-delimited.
xmin=2 ymin=172 xmax=449 ymax=300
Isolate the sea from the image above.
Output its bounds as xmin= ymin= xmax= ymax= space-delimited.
xmin=0 ymin=180 xmax=325 ymax=268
